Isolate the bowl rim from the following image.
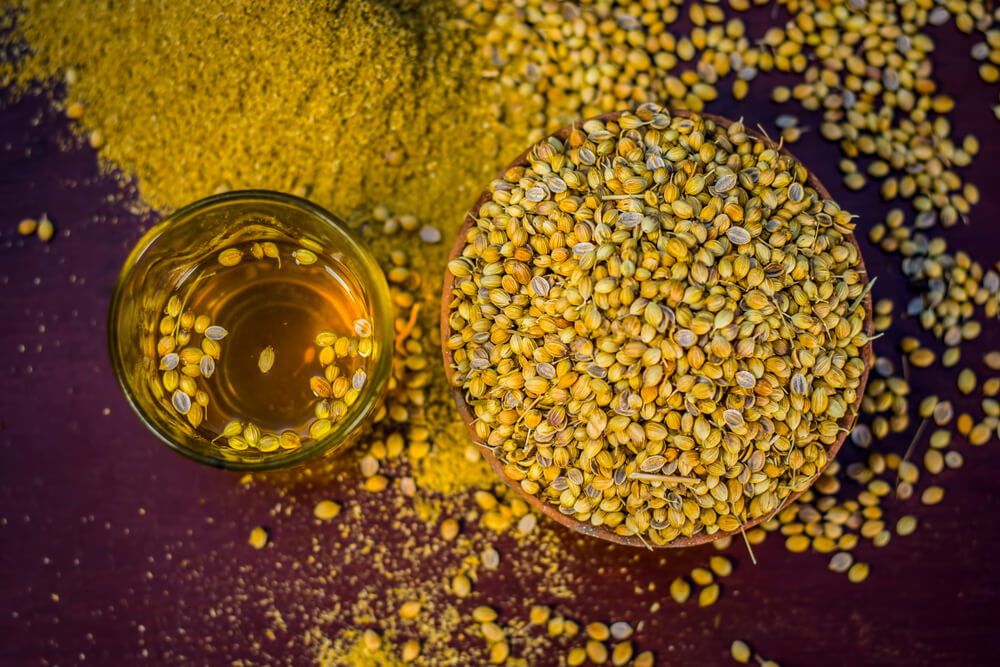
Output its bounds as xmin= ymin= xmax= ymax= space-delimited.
xmin=108 ymin=189 xmax=394 ymax=472
xmin=440 ymin=109 xmax=874 ymax=547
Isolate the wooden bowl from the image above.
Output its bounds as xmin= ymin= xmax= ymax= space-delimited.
xmin=440 ymin=109 xmax=874 ymax=548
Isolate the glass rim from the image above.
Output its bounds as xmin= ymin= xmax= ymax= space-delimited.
xmin=107 ymin=189 xmax=394 ymax=472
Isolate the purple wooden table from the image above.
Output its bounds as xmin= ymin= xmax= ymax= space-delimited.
xmin=2 ymin=18 xmax=1000 ymax=667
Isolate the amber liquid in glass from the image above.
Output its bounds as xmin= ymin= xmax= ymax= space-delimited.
xmin=176 ymin=240 xmax=372 ymax=437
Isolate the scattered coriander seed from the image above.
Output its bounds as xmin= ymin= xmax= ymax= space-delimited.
xmin=481 ymin=546 xmax=500 ymax=570
xmin=248 ymin=526 xmax=268 ymax=549
xmin=698 ymin=583 xmax=720 ymax=607
xmin=983 ymin=378 xmax=1000 ymax=397
xmin=398 ymin=214 xmax=419 ymax=232
xmin=364 ymin=474 xmax=388 ymax=492
xmin=609 ymin=622 xmax=633 ymax=641
xmin=958 ymin=368 xmax=977 ymax=395
xmin=319 ymin=345 xmax=335 ymax=366
xmin=944 ymin=451 xmax=964 ymax=469
xmin=941 ymin=348 xmax=960 ymax=368
xmin=279 ymin=430 xmax=300 ymax=450
xmin=354 ymin=318 xmax=372 ymax=337
xmin=473 ymin=606 xmax=498 ymax=623
xmin=669 ymin=577 xmax=691 ymax=604
xmin=313 ymin=500 xmax=341 ymax=520
xmin=243 ymin=422 xmax=260 ymax=447
xmin=352 ymin=368 xmax=367 ymax=390
xmin=293 ymin=248 xmax=318 ymax=265
xmin=586 ymin=640 xmax=608 ymax=664
xmin=611 ymin=640 xmax=633 ymax=666
xmin=786 ymin=534 xmax=810 ymax=553
xmin=452 ymin=573 xmax=471 ymax=597
xmin=315 ymin=330 xmax=337 ymax=347
xmin=419 ymin=225 xmax=441 ymax=243
xmin=193 ymin=314 xmax=210 ymax=334
xmin=362 ymin=629 xmax=381 ymax=652
xmin=908 ymin=348 xmax=935 ymax=367
xmin=585 ymin=622 xmax=609 ymax=642
xmin=933 ymin=401 xmax=954 ymax=425
xmin=201 ymin=337 xmax=221 ymax=359
xmin=204 ymin=325 xmax=228 ymax=340
xmin=17 ymin=218 xmax=36 ymax=235
xmin=399 ymin=600 xmax=421 ymax=619
xmin=731 ymin=640 xmax=752 ymax=664
xmin=896 ymin=515 xmax=918 ymax=536
xmin=709 ymin=556 xmax=733 ymax=577
xmin=440 ymin=518 xmax=459 ymax=540
xmin=898 ymin=461 xmax=919 ymax=485
xmin=923 ymin=450 xmax=944 ymax=475
xmin=171 ymin=390 xmax=191 ymax=414
xmin=525 ymin=605 xmax=548 ymax=626
xmin=258 ymin=345 xmax=275 ymax=373
xmin=160 ymin=352 xmax=179 ymax=371
xmin=218 ymin=248 xmax=243 ymax=266
xmin=220 ymin=421 xmax=243 ymax=439
xmin=634 ymin=651 xmax=655 ymax=667
xmin=186 ymin=402 xmax=203 ymax=428
xmin=481 ymin=622 xmax=504 ymax=643
xmin=969 ymin=423 xmax=992 ymax=445
xmin=36 ymin=214 xmax=54 ymax=242
xmin=488 ymin=641 xmax=509 ymax=664
xmin=310 ymin=376 xmax=332 ymax=398
xmin=359 ymin=454 xmax=379 ymax=477
xmin=309 ymin=419 xmax=332 ymax=439
xmin=690 ymin=568 xmax=714 ymax=586
xmin=401 ymin=640 xmax=420 ymax=663
xmin=828 ymin=552 xmax=854 ymax=573
xmin=921 ymin=486 xmax=945 ymax=505
xmin=847 ymin=562 xmax=870 ymax=583
xmin=930 ymin=428 xmax=951 ymax=451
xmin=228 ymin=436 xmax=248 ymax=450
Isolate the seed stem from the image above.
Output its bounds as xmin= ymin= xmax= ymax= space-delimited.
xmin=848 ymin=275 xmax=877 ymax=313
xmin=736 ymin=515 xmax=758 ymax=566
xmin=171 ymin=270 xmax=216 ymax=338
xmin=635 ymin=530 xmax=653 ymax=552
xmin=896 ymin=416 xmax=928 ymax=489
xmin=395 ymin=302 xmax=422 ymax=355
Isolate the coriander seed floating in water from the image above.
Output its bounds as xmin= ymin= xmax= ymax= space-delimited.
xmin=109 ymin=191 xmax=393 ymax=471
xmin=442 ymin=106 xmax=873 ymax=547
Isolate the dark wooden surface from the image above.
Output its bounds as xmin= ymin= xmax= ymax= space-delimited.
xmin=2 ymin=15 xmax=1000 ymax=667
